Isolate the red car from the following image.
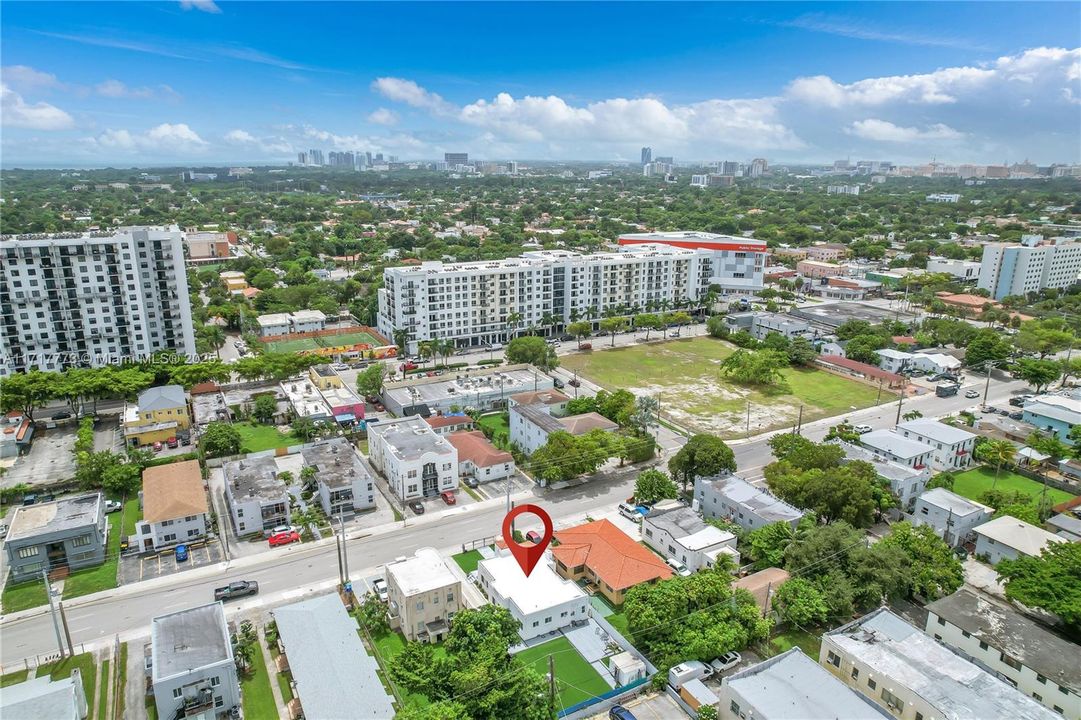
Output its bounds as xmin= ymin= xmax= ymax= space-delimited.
xmin=400 ymin=362 xmax=418 ymax=371
xmin=268 ymin=530 xmax=300 ymax=547
xmin=440 ymin=490 xmax=456 ymax=505
xmin=166 ymin=437 xmax=179 ymax=449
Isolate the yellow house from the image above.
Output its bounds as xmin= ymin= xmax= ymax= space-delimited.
xmin=308 ymin=365 xmax=343 ymax=391
xmin=123 ymin=385 xmax=191 ymax=446
xmin=219 ymin=270 xmax=248 ymax=294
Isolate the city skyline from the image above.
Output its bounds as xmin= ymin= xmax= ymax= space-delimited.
xmin=1 ymin=1 xmax=1079 ymax=166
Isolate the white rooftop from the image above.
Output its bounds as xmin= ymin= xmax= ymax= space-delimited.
xmin=256 ymin=312 xmax=291 ymax=326
xmin=387 ymin=548 xmax=458 ymax=596
xmin=898 ymin=418 xmax=977 ymax=445
xmin=860 ymin=429 xmax=930 ymax=460
xmin=680 ymin=526 xmax=733 ymax=551
xmin=973 ymin=515 xmax=1067 ymax=557
xmin=918 ymin=488 xmax=992 ymax=518
xmin=877 ymin=348 xmax=913 ymax=360
xmin=479 ymin=553 xmax=586 ymax=615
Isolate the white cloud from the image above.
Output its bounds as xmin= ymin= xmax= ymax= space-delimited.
xmin=846 ymin=119 xmax=964 ymax=142
xmin=782 ymin=14 xmax=989 ymax=51
xmin=87 ymin=123 xmax=208 ymax=153
xmin=95 ymin=80 xmax=155 ymax=99
xmin=1 ymin=65 xmax=62 ymax=91
xmin=367 ymin=107 xmax=399 ymax=126
xmin=371 ymin=77 xmax=454 ymax=114
xmin=0 ymin=83 xmax=74 ymax=129
xmin=224 ymin=129 xmax=257 ymax=144
xmin=179 ymin=0 xmax=221 ymax=13
xmin=224 ymin=128 xmax=293 ymax=155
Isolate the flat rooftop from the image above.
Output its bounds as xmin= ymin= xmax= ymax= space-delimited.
xmin=300 ymin=438 xmax=372 ymax=490
xmin=860 ymin=429 xmax=931 ymax=460
xmin=151 ymin=602 xmax=232 ymax=682
xmin=724 ymin=648 xmax=889 ymax=719
xmin=833 ymin=440 xmax=924 ymax=483
xmin=512 ymin=403 xmax=564 ymax=433
xmin=701 ymin=474 xmax=804 ymax=524
xmin=384 ymin=366 xmax=552 ymax=407
xmin=387 ymin=548 xmax=458 ymax=596
xmin=926 ymin=588 xmax=1081 ymax=690
xmin=918 ymin=488 xmax=992 ymax=517
xmin=224 ymin=456 xmax=287 ymax=503
xmin=645 ymin=505 xmax=734 ymax=550
xmin=368 ymin=416 xmax=454 ymax=461
xmin=6 ymin=493 xmax=102 ymax=541
xmin=479 ymin=553 xmax=586 ymax=615
xmin=898 ymin=418 xmax=976 ymax=444
xmin=790 ymin=301 xmax=916 ymax=329
xmin=826 ymin=608 xmax=1056 ymax=720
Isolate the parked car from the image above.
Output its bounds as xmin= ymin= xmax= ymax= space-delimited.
xmin=1009 ymin=411 xmax=1024 ymax=420
xmin=271 ymin=525 xmax=297 ymax=535
xmin=997 ymin=407 xmax=1011 ymax=415
xmin=268 ymin=530 xmax=300 ymax=547
xmin=1008 ymin=396 xmax=1031 ymax=407
xmin=965 ymin=390 xmax=980 ymax=399
xmin=152 ymin=441 xmax=163 ymax=452
xmin=618 ymin=502 xmax=641 ymax=521
xmin=854 ymin=424 xmax=873 ymax=434
xmin=408 ymin=500 xmax=425 ymax=515
xmin=104 ymin=500 xmax=122 ymax=513
xmin=332 ymin=363 xmax=349 ymax=371
xmin=578 ymin=343 xmax=592 ymax=351
xmin=22 ymin=494 xmax=38 ymax=506
xmin=178 ymin=432 xmax=192 ymax=446
xmin=665 ymin=558 xmax=692 ymax=577
xmin=119 ymin=537 xmax=130 ymax=552
xmin=526 ymin=530 xmax=543 ymax=544
xmin=51 ymin=411 xmax=73 ymax=420
xmin=400 ymin=362 xmax=418 ymax=372
xmin=559 ymin=334 xmax=575 ymax=342
xmin=710 ymin=651 xmax=742 ymax=673
xmin=372 ymin=578 xmax=389 ymax=602
xmin=175 ymin=544 xmax=189 ymax=562
xmin=214 ymin=580 xmax=259 ymax=601
xmin=464 ymin=477 xmax=480 ymax=489
xmin=609 ymin=706 xmax=637 ymax=720
xmin=440 ymin=490 xmax=456 ymax=505
xmin=568 ymin=377 xmax=582 ymax=386
xmin=546 ymin=338 xmax=560 ymax=345
xmin=488 ymin=343 xmax=503 ymax=351
xmin=552 ymin=378 xmax=565 ymax=389
xmin=166 ymin=436 xmax=179 ymax=449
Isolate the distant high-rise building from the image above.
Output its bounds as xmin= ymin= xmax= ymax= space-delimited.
xmin=749 ymin=158 xmax=768 ymax=178
xmin=655 ymin=156 xmax=674 ymax=164
xmin=978 ymin=236 xmax=1081 ymax=300
xmin=719 ymin=160 xmax=740 ymax=176
xmin=507 ymin=161 xmax=519 ymax=175
xmin=365 ymin=151 xmax=373 ymax=165
xmin=307 ymin=149 xmax=324 ymax=166
xmin=355 ymin=153 xmax=368 ymax=170
xmin=387 ymin=155 xmax=398 ymax=163
xmin=641 ymin=147 xmax=652 ymax=165
xmin=297 ymin=152 xmax=308 ymax=166
xmin=374 ymin=153 xmax=384 ymax=163
xmin=444 ymin=152 xmax=469 ymax=165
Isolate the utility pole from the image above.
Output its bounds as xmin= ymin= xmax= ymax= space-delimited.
xmin=895 ymin=387 xmax=904 ymax=425
xmin=796 ymin=405 xmax=804 ymax=435
xmin=43 ymin=569 xmax=65 ymax=659
xmin=983 ymin=360 xmax=994 ymax=404
xmin=339 ymin=512 xmax=350 ymax=587
xmin=334 ymin=527 xmax=345 ymax=586
xmin=745 ymin=401 xmax=751 ymax=438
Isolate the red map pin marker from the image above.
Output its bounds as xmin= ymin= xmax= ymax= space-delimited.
xmin=502 ymin=504 xmax=553 ymax=577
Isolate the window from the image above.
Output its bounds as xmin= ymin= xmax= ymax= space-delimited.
xmin=17 ymin=546 xmax=39 ymax=559
xmin=827 ymin=651 xmax=840 ymax=668
xmin=446 ymin=591 xmax=454 ymax=603
xmin=210 ymin=676 xmax=220 ymax=687
xmin=416 ymin=601 xmax=424 ymax=611
xmin=851 ymin=667 xmax=859 ymax=681
xmin=916 ymin=713 xmax=924 ymax=720
xmin=215 ymin=696 xmax=224 ymax=709
xmin=937 ymin=616 xmax=946 ymax=626
xmin=1059 ymin=686 xmax=1069 ymax=695
xmin=172 ymin=688 xmax=183 ymax=699
xmin=881 ymin=688 xmax=903 ymax=712
xmin=868 ymin=678 xmax=877 ymax=690
xmin=1033 ymin=693 xmax=1043 ymax=702
xmin=979 ymin=641 xmax=989 ymax=651
xmin=1000 ymin=652 xmax=1022 ymax=670
xmin=730 ymin=701 xmax=740 ymax=715
xmin=1054 ymin=707 xmax=1064 ymax=715
xmin=961 ymin=630 xmax=971 ymax=638
xmin=1037 ymin=674 xmax=1047 ymax=685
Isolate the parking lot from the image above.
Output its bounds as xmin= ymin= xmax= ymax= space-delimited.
xmin=472 ymin=472 xmax=534 ymax=501
xmin=1 ymin=425 xmax=77 ymax=489
xmin=401 ymin=484 xmax=480 ymax=517
xmin=118 ymin=539 xmax=225 ymax=585
xmin=598 ymin=693 xmax=683 ymax=720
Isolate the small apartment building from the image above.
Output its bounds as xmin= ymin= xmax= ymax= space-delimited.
xmin=123 ymin=385 xmax=191 ymax=447
xmin=425 ymin=415 xmax=475 ymax=436
xmin=219 ymin=271 xmax=248 ymax=294
xmin=876 ymin=348 xmax=912 ymax=374
xmin=133 ymin=460 xmax=208 ymax=552
xmin=447 ymin=431 xmax=515 ymax=483
xmin=281 ymin=378 xmax=332 ymax=422
xmin=1023 ymin=392 xmax=1080 ymax=445
xmin=255 ymin=313 xmax=291 ymax=337
xmin=833 ymin=440 xmax=930 ymax=511
xmin=926 ymin=588 xmax=1080 ymax=719
xmin=694 ymin=473 xmax=805 ymax=531
xmin=302 ymin=438 xmax=376 ymax=518
xmin=510 ymin=401 xmax=618 ymax=456
xmin=508 ymin=389 xmax=570 ymax=415
xmin=222 ymin=456 xmax=291 ymax=537
xmin=641 ymin=502 xmax=740 ymax=572
xmin=150 ymin=602 xmax=240 ymax=720
xmin=318 ymin=385 xmax=366 ymax=425
xmin=912 ymin=488 xmax=993 ymax=547
xmin=367 ymin=416 xmax=458 ymax=501
xmin=909 ymin=352 xmax=962 ymax=376
xmin=551 ymin=519 xmax=672 ymax=605
xmin=307 ymin=364 xmax=342 ymax=391
xmin=806 ymin=243 xmax=848 ymax=261
xmin=821 ymin=608 xmax=1056 ymax=720
xmin=723 ymin=312 xmax=811 ymax=341
xmin=385 ymin=548 xmax=462 ymax=643
xmin=719 ymin=648 xmax=889 ymax=720
xmin=477 ymin=553 xmax=589 ymax=641
xmin=973 ymin=515 xmax=1067 ymax=565
xmin=796 ymin=260 xmax=845 ymax=279
xmin=3 ymin=494 xmax=107 ymax=582
xmin=858 ymin=430 xmax=933 ymax=470
xmin=289 ymin=309 xmax=326 ymax=334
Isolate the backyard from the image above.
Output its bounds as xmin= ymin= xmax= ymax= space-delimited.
xmin=234 ymin=421 xmax=303 ymax=453
xmin=240 ymin=637 xmax=277 ymax=720
xmin=560 ymin=337 xmax=890 ymax=437
xmin=761 ymin=627 xmax=822 ymax=660
xmin=477 ymin=412 xmax=511 ymax=449
xmin=951 ymin=466 xmax=1076 ymax=506
xmin=515 ymin=636 xmax=611 ymax=709
xmin=62 ymin=496 xmax=139 ymax=600
xmin=367 ymin=627 xmax=446 ymax=710
xmin=451 ymin=549 xmax=485 ymax=575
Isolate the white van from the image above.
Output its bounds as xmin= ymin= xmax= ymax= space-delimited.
xmin=618 ymin=503 xmax=641 ymax=521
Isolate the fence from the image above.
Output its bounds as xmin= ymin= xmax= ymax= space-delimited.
xmin=558 ymin=677 xmax=649 ymax=719
xmin=460 ymin=536 xmax=498 ymax=553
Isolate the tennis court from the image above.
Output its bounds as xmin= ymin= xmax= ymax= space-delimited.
xmin=265 ymin=337 xmax=321 ymax=353
xmin=323 ymin=330 xmax=384 ymax=346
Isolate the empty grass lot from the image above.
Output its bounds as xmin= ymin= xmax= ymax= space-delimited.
xmin=951 ymin=466 xmax=1076 ymax=506
xmin=235 ymin=421 xmax=302 ymax=453
xmin=765 ymin=628 xmax=822 ymax=659
xmin=240 ymin=639 xmax=277 ymax=720
xmin=368 ymin=629 xmax=446 ymax=710
xmin=561 ymin=337 xmax=891 ymax=438
xmin=452 ymin=549 xmax=485 ymax=575
xmin=516 ymin=636 xmax=611 ymax=709
xmin=477 ymin=413 xmax=511 ymax=449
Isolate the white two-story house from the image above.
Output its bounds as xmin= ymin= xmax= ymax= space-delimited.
xmin=367 ymin=416 xmax=458 ymax=501
xmin=133 ymin=460 xmax=208 ymax=552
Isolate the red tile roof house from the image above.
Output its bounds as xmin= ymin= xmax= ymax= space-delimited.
xmin=447 ymin=431 xmax=515 ymax=483
xmin=552 ymin=519 xmax=672 ymax=605
xmin=425 ymin=414 xmax=475 ymax=436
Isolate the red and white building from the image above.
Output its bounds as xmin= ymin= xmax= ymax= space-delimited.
xmin=618 ymin=231 xmax=767 ymax=295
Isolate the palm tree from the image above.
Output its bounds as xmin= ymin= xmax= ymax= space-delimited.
xmin=393 ymin=329 xmax=409 ymax=358
xmin=977 ymin=439 xmax=1017 ymax=488
xmin=418 ymin=340 xmax=436 ymax=367
xmin=200 ymin=325 xmax=226 ymax=359
xmin=541 ymin=311 xmax=559 ymax=336
xmin=902 ymin=410 xmax=923 ymax=421
xmin=505 ymin=312 xmax=523 ymax=341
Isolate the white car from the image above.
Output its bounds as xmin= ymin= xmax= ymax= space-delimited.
xmin=710 ymin=651 xmax=742 ymax=673
xmin=371 ymin=578 xmax=389 ymax=602
xmin=964 ymin=390 xmax=980 ymax=399
xmin=854 ymin=424 xmax=873 ymax=434
xmin=665 ymin=558 xmax=692 ymax=577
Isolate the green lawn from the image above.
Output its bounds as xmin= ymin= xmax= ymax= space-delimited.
xmin=1 ymin=668 xmax=29 ymax=687
xmin=63 ymin=499 xmax=125 ymax=600
xmin=240 ymin=640 xmax=277 ymax=720
xmin=97 ymin=658 xmax=110 ymax=720
xmin=765 ymin=628 xmax=822 ymax=660
xmin=951 ymin=466 xmax=1076 ymax=506
xmin=605 ymin=610 xmax=634 ymax=644
xmin=322 ymin=330 xmax=383 ymax=347
xmin=118 ymin=496 xmax=141 ymax=537
xmin=477 ymin=413 xmax=511 ymax=449
xmin=2 ymin=577 xmax=48 ymax=613
xmin=265 ymin=337 xmax=321 ymax=353
xmin=560 ymin=337 xmax=891 ymax=438
xmin=40 ymin=652 xmax=96 ymax=718
xmin=451 ymin=549 xmax=485 ymax=574
xmin=516 ymin=636 xmax=611 ymax=709
xmin=367 ymin=630 xmax=446 ymax=710
xmin=117 ymin=643 xmax=128 ymax=720
xmin=235 ymin=421 xmax=303 ymax=453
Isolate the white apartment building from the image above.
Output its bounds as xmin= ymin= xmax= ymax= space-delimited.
xmin=302 ymin=438 xmax=377 ymax=518
xmin=367 ymin=416 xmax=458 ymax=500
xmin=895 ymin=418 xmax=977 ymax=470
xmin=618 ymin=231 xmax=767 ymax=294
xmin=385 ymin=548 xmax=461 ymax=643
xmin=379 ymin=238 xmax=764 ymax=351
xmin=149 ymin=603 xmax=240 ymax=720
xmin=694 ymin=472 xmax=805 ymax=531
xmin=978 ymin=236 xmax=1081 ymax=301
xmin=222 ymin=456 xmax=291 ymax=537
xmin=925 ymin=589 xmax=1080 ymax=720
xmin=822 ymin=608 xmax=1056 ymax=720
xmin=0 ymin=227 xmax=196 ymax=376
xmin=927 ymin=256 xmax=982 ymax=281
xmin=833 ymin=440 xmax=930 ymax=511
xmin=641 ymin=502 xmax=740 ymax=572
xmin=973 ymin=515 xmax=1067 ymax=565
xmin=912 ymin=488 xmax=993 ymax=547
xmin=477 ymin=553 xmax=589 ymax=641
xmin=859 ymin=429 xmax=934 ymax=470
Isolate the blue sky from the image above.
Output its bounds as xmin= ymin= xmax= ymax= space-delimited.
xmin=2 ymin=1 xmax=1079 ymax=166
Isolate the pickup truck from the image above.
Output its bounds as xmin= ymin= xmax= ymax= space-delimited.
xmin=214 ymin=581 xmax=259 ymax=601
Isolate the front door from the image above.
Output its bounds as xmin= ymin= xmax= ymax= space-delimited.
xmin=45 ymin=541 xmax=67 ymax=570
xmin=422 ymin=462 xmax=439 ymax=495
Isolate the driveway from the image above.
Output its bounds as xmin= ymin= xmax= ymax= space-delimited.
xmin=118 ymin=539 xmax=225 ymax=585
xmin=606 ymin=693 xmax=684 ymax=720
